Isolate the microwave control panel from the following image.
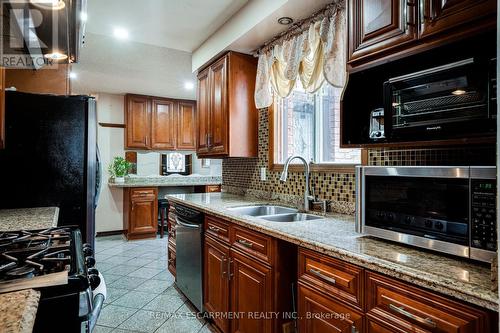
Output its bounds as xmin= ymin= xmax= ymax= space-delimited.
xmin=471 ymin=179 xmax=497 ymax=251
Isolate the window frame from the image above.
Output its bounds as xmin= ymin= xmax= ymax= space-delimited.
xmin=268 ymin=103 xmax=367 ymax=174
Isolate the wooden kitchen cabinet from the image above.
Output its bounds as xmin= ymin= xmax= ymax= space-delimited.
xmin=124 ymin=94 xmax=196 ymax=150
xmin=348 ymin=0 xmax=417 ymax=64
xmin=419 ymin=0 xmax=496 ymax=39
xmin=196 ymin=52 xmax=258 ymax=158
xmin=347 ymin=0 xmax=496 ymax=70
xmin=123 ymin=187 xmax=158 ymax=240
xmin=298 ymin=283 xmax=364 ymax=333
xmin=203 ymin=215 xmax=296 ymax=333
xmin=0 ymin=67 xmax=4 ymax=150
xmin=167 ymin=205 xmax=177 ymax=276
xmin=125 ymin=94 xmax=150 ymax=149
xmin=177 ymin=101 xmax=196 ymax=150
xmin=151 ymin=98 xmax=176 ymax=150
xmin=204 ymin=235 xmax=231 ymax=333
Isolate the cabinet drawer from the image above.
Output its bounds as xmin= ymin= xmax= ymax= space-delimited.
xmin=298 ymin=282 xmax=364 ymax=333
xmin=167 ymin=243 xmax=176 ymax=277
xmin=366 ymin=271 xmax=492 ymax=333
xmin=231 ymin=226 xmax=273 ymax=265
xmin=131 ymin=188 xmax=156 ymax=198
xmin=299 ymin=248 xmax=364 ymax=311
xmin=205 ymin=216 xmax=230 ymax=244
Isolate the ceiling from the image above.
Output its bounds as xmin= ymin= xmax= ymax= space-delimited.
xmin=85 ymin=0 xmax=248 ymax=52
xmin=71 ymin=33 xmax=197 ymax=99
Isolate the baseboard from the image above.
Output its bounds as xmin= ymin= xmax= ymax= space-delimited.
xmin=96 ymin=230 xmax=125 ymax=237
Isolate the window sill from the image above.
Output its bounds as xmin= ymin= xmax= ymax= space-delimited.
xmin=269 ymin=163 xmax=358 ymax=174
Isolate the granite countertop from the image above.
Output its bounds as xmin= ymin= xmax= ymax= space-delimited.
xmin=108 ymin=175 xmax=222 ymax=188
xmin=166 ymin=192 xmax=499 ymax=311
xmin=0 ymin=289 xmax=40 ymax=333
xmin=0 ymin=207 xmax=59 ymax=232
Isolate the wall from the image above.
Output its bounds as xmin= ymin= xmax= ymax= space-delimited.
xmin=95 ymin=93 xmax=126 ymax=233
xmin=222 ymin=107 xmax=496 ymax=215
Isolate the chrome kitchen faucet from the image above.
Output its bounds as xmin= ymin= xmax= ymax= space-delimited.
xmin=280 ymin=155 xmax=314 ymax=212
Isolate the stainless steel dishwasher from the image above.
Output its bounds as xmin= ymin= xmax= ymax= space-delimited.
xmin=174 ymin=204 xmax=204 ymax=312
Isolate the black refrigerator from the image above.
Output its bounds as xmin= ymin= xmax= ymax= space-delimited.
xmin=0 ymin=91 xmax=101 ymax=247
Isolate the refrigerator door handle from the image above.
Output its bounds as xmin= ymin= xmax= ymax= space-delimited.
xmin=94 ymin=145 xmax=102 ymax=209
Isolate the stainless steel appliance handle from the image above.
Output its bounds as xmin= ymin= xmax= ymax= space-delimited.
xmin=175 ymin=217 xmax=202 ymax=229
xmin=309 ymin=268 xmax=336 ymax=285
xmin=87 ymin=293 xmax=105 ymax=332
xmin=388 ymin=304 xmax=437 ymax=328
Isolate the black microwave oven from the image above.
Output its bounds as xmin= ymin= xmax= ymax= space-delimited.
xmin=355 ymin=166 xmax=497 ymax=263
xmin=383 ymin=57 xmax=496 ymax=141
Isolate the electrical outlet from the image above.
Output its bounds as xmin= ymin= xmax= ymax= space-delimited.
xmin=260 ymin=167 xmax=267 ymax=181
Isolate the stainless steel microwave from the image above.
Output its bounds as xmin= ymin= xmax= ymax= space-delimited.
xmin=355 ymin=166 xmax=497 ymax=263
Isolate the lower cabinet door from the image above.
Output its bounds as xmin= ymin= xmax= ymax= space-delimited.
xmin=167 ymin=243 xmax=176 ymax=276
xmin=298 ymin=283 xmax=364 ymax=333
xmin=366 ymin=317 xmax=399 ymax=333
xmin=204 ymin=236 xmax=230 ymax=333
xmin=130 ymin=197 xmax=157 ymax=235
xmin=230 ymin=249 xmax=273 ymax=333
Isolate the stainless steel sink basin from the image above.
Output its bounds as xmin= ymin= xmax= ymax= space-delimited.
xmin=227 ymin=205 xmax=297 ymax=216
xmin=260 ymin=213 xmax=324 ymax=222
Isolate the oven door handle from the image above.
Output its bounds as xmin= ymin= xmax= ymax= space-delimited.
xmin=87 ymin=293 xmax=105 ymax=333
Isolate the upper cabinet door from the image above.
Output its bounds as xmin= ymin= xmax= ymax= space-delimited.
xmin=126 ymin=95 xmax=150 ymax=149
xmin=209 ymin=56 xmax=229 ymax=155
xmin=177 ymin=101 xmax=196 ymax=150
xmin=348 ymin=0 xmax=418 ymax=64
xmin=151 ymin=98 xmax=177 ymax=150
xmin=197 ymin=68 xmax=211 ymax=154
xmin=419 ymin=0 xmax=496 ymax=38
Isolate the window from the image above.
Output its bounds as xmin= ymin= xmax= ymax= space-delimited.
xmin=272 ymin=82 xmax=361 ymax=166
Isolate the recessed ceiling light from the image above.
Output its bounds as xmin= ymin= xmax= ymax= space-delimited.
xmin=113 ymin=28 xmax=129 ymax=40
xmin=44 ymin=52 xmax=68 ymax=61
xmin=452 ymin=89 xmax=467 ymax=95
xmin=30 ymin=0 xmax=66 ymax=10
xmin=184 ymin=82 xmax=194 ymax=90
xmin=278 ymin=17 xmax=293 ymax=25
xmin=69 ymin=72 xmax=77 ymax=79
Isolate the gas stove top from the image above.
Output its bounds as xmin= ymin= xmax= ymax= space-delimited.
xmin=0 ymin=227 xmax=74 ymax=281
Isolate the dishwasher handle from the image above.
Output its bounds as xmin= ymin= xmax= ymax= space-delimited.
xmin=175 ymin=216 xmax=202 ymax=229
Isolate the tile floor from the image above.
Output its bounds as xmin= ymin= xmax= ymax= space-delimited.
xmin=94 ymin=235 xmax=215 ymax=333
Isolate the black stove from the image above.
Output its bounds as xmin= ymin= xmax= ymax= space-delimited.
xmin=0 ymin=227 xmax=106 ymax=333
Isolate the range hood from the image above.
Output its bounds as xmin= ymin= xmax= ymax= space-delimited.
xmin=1 ymin=0 xmax=87 ymax=67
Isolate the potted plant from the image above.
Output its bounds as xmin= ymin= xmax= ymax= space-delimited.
xmin=108 ymin=157 xmax=131 ymax=183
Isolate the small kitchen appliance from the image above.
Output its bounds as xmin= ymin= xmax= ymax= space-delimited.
xmin=369 ymin=108 xmax=385 ymax=140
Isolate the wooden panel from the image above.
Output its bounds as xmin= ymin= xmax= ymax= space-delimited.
xmin=231 ymin=225 xmax=273 ymax=265
xmin=197 ymin=68 xmax=211 ymax=155
xmin=209 ymin=55 xmax=228 ymax=155
xmin=230 ymin=249 xmax=273 ymax=333
xmin=366 ymin=271 xmax=492 ymax=333
xmin=204 ymin=236 xmax=230 ymax=333
xmin=298 ymin=283 xmax=364 ymax=333
xmin=125 ymin=95 xmax=150 ymax=149
xmin=419 ymin=0 xmax=496 ymax=39
xmin=299 ymin=248 xmax=364 ymax=311
xmin=167 ymin=243 xmax=176 ymax=276
xmin=366 ymin=317 xmax=399 ymax=332
xmin=177 ymin=101 xmax=196 ymax=150
xmin=125 ymin=187 xmax=157 ymax=239
xmin=348 ymin=0 xmax=417 ymax=64
xmin=0 ymin=67 xmax=4 ymax=149
xmin=130 ymin=188 xmax=155 ymax=197
xmin=205 ymin=216 xmax=230 ymax=245
xmin=5 ymin=64 xmax=71 ymax=95
xmin=151 ymin=98 xmax=176 ymax=150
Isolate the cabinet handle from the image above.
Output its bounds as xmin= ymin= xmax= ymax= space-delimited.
xmin=221 ymin=256 xmax=227 ymax=278
xmin=168 ymin=258 xmax=175 ymax=264
xmin=406 ymin=1 xmax=416 ymax=28
xmin=388 ymin=304 xmax=437 ymax=328
xmin=208 ymin=226 xmax=220 ymax=233
xmin=228 ymin=258 xmax=234 ymax=280
xmin=309 ymin=268 xmax=336 ymax=285
xmin=237 ymin=239 xmax=253 ymax=248
xmin=351 ymin=326 xmax=358 ymax=333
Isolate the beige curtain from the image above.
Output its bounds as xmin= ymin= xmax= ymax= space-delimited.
xmin=254 ymin=3 xmax=346 ymax=109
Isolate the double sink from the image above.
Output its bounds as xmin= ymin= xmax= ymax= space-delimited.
xmin=227 ymin=205 xmax=323 ymax=222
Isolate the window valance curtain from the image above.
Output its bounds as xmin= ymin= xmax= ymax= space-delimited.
xmin=254 ymin=2 xmax=346 ymax=109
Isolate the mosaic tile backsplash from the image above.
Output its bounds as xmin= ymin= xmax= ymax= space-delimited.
xmin=222 ymin=108 xmax=495 ymax=215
